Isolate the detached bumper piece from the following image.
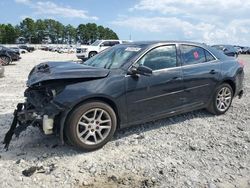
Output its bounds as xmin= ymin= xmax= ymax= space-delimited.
xmin=3 ymin=101 xmax=63 ymax=150
xmin=238 ymin=90 xmax=243 ymax=99
xmin=3 ymin=103 xmax=24 ymax=150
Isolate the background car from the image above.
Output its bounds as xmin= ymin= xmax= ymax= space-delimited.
xmin=241 ymin=47 xmax=250 ymax=54
xmin=5 ymin=41 xmax=244 ymax=151
xmin=211 ymin=45 xmax=238 ymax=57
xmin=19 ymin=45 xmax=35 ymax=52
xmin=10 ymin=47 xmax=28 ymax=54
xmin=234 ymin=46 xmax=242 ymax=54
xmin=76 ymin=39 xmax=132 ymax=60
xmin=0 ymin=60 xmax=4 ymax=77
xmin=0 ymin=45 xmax=21 ymax=65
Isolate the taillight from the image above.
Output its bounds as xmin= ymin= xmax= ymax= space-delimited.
xmin=238 ymin=60 xmax=245 ymax=68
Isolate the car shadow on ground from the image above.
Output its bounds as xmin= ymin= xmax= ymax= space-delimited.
xmin=113 ymin=109 xmax=213 ymax=140
xmin=0 ymin=109 xmax=213 ymax=161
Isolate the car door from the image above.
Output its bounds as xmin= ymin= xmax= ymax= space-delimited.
xmin=180 ymin=44 xmax=221 ymax=106
xmin=125 ymin=45 xmax=184 ymax=123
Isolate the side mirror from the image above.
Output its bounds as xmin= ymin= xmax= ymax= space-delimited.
xmin=128 ymin=65 xmax=153 ymax=76
xmin=100 ymin=44 xmax=104 ymax=47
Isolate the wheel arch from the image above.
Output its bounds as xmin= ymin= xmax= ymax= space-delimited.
xmin=222 ymin=79 xmax=236 ymax=96
xmin=88 ymin=51 xmax=98 ymax=56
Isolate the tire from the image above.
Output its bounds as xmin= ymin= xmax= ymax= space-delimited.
xmin=0 ymin=56 xmax=11 ymax=66
xmin=207 ymin=83 xmax=233 ymax=115
xmin=88 ymin=51 xmax=97 ymax=58
xmin=65 ymin=101 xmax=117 ymax=151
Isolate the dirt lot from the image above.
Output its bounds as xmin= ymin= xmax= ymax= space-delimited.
xmin=0 ymin=50 xmax=249 ymax=188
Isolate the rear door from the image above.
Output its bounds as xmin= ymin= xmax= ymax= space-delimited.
xmin=126 ymin=45 xmax=184 ymax=123
xmin=180 ymin=44 xmax=221 ymax=106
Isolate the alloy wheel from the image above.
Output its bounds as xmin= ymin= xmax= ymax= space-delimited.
xmin=76 ymin=108 xmax=112 ymax=145
xmin=216 ymin=87 xmax=232 ymax=112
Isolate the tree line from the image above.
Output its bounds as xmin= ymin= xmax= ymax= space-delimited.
xmin=0 ymin=18 xmax=119 ymax=44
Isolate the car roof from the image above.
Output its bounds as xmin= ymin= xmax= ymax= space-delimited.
xmin=127 ymin=40 xmax=206 ymax=47
xmin=118 ymin=40 xmax=230 ymax=60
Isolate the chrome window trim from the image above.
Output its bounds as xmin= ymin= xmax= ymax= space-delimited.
xmin=180 ymin=59 xmax=219 ymax=68
xmin=126 ymin=42 xmax=219 ymax=75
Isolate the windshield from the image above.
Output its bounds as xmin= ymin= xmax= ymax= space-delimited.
xmin=83 ymin=45 xmax=143 ymax=69
xmin=91 ymin=40 xmax=102 ymax=46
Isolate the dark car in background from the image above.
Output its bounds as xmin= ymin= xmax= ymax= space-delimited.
xmin=241 ymin=47 xmax=250 ymax=54
xmin=19 ymin=45 xmax=35 ymax=52
xmin=0 ymin=45 xmax=21 ymax=65
xmin=4 ymin=41 xmax=244 ymax=151
xmin=211 ymin=45 xmax=238 ymax=57
xmin=0 ymin=60 xmax=4 ymax=77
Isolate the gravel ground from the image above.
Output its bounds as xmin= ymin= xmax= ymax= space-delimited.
xmin=0 ymin=50 xmax=249 ymax=188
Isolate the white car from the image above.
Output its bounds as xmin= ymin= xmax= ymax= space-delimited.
xmin=76 ymin=40 xmax=131 ymax=60
xmin=20 ymin=49 xmax=28 ymax=54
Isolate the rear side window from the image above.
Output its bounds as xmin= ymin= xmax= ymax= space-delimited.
xmin=181 ymin=45 xmax=206 ymax=65
xmin=137 ymin=45 xmax=177 ymax=71
xmin=181 ymin=45 xmax=216 ymax=65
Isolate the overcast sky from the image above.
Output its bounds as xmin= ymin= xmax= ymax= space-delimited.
xmin=0 ymin=0 xmax=249 ymax=45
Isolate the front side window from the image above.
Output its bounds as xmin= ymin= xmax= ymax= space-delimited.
xmin=181 ymin=45 xmax=206 ymax=65
xmin=137 ymin=45 xmax=177 ymax=71
xmin=110 ymin=41 xmax=120 ymax=46
xmin=91 ymin=40 xmax=102 ymax=46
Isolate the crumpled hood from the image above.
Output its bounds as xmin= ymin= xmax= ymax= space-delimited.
xmin=27 ymin=61 xmax=110 ymax=86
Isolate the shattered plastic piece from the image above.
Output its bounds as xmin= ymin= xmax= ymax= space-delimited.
xmin=3 ymin=103 xmax=23 ymax=150
xmin=22 ymin=164 xmax=56 ymax=177
xmin=22 ymin=166 xmax=38 ymax=177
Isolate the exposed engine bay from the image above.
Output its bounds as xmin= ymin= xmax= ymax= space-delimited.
xmin=3 ymin=84 xmax=64 ymax=149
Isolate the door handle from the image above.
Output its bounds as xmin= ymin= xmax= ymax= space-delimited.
xmin=209 ymin=70 xmax=216 ymax=74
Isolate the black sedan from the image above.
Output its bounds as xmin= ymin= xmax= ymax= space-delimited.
xmin=4 ymin=41 xmax=244 ymax=150
xmin=0 ymin=46 xmax=21 ymax=65
xmin=19 ymin=45 xmax=35 ymax=52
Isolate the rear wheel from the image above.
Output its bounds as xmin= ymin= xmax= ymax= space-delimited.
xmin=207 ymin=83 xmax=233 ymax=115
xmin=65 ymin=101 xmax=117 ymax=151
xmin=0 ymin=56 xmax=11 ymax=65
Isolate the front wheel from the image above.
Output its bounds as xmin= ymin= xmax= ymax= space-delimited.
xmin=88 ymin=51 xmax=97 ymax=58
xmin=207 ymin=83 xmax=233 ymax=115
xmin=65 ymin=101 xmax=117 ymax=151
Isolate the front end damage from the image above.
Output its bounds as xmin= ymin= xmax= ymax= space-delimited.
xmin=3 ymin=62 xmax=110 ymax=149
xmin=3 ymin=84 xmax=66 ymax=150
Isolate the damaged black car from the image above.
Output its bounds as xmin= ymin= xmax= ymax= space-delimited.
xmin=4 ymin=41 xmax=244 ymax=151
